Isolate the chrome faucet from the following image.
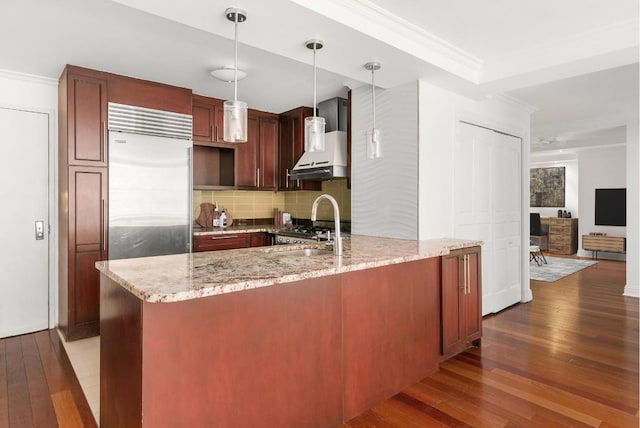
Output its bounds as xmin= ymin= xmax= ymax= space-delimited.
xmin=311 ymin=194 xmax=342 ymax=256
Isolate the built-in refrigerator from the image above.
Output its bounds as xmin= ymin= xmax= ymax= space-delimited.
xmin=107 ymin=103 xmax=192 ymax=260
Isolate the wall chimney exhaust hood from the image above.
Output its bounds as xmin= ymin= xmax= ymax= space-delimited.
xmin=289 ymin=131 xmax=347 ymax=181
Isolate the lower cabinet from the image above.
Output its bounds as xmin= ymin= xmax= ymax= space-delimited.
xmin=441 ymin=246 xmax=482 ymax=359
xmin=193 ymin=233 xmax=251 ymax=252
xmin=250 ymin=231 xmax=274 ymax=247
xmin=193 ymin=232 xmax=273 ymax=252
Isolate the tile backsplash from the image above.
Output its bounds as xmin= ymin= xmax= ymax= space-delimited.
xmin=284 ymin=180 xmax=351 ymax=221
xmin=193 ymin=180 xmax=351 ymax=224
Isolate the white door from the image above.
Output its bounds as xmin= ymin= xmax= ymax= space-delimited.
xmin=491 ymin=132 xmax=522 ymax=312
xmin=455 ymin=122 xmax=522 ymax=315
xmin=0 ymin=107 xmax=50 ymax=338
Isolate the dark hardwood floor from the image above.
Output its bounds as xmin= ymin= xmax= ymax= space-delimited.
xmin=1 ymin=259 xmax=636 ymax=427
xmin=0 ymin=329 xmax=96 ymax=428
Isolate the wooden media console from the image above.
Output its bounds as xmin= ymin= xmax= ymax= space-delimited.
xmin=582 ymin=235 xmax=626 ymax=260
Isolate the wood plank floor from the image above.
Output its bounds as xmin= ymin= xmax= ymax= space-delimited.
xmin=0 ymin=330 xmax=97 ymax=428
xmin=345 ymin=259 xmax=638 ymax=427
xmin=1 ymin=259 xmax=637 ymax=427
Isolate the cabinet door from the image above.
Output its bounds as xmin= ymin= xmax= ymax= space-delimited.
xmin=192 ymin=101 xmax=215 ymax=143
xmin=259 ymin=118 xmax=278 ymax=190
xmin=213 ymin=104 xmax=225 ymax=143
xmin=462 ymin=248 xmax=482 ymax=343
xmin=68 ymin=73 xmax=107 ymax=166
xmin=441 ymin=253 xmax=463 ymax=357
xmin=279 ymin=108 xmax=316 ymax=191
xmin=193 ymin=98 xmax=227 ymax=145
xmin=236 ymin=116 xmax=259 ymax=188
xmin=68 ymin=166 xmax=107 ymax=339
xmin=278 ymin=115 xmax=294 ymax=190
xmin=250 ymin=232 xmax=273 ymax=247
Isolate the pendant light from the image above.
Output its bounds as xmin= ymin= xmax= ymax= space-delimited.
xmin=304 ymin=39 xmax=325 ymax=152
xmin=223 ymin=8 xmax=248 ymax=143
xmin=364 ymin=62 xmax=382 ymax=159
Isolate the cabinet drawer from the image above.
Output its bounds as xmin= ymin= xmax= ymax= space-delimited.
xmin=193 ymin=234 xmax=251 ymax=252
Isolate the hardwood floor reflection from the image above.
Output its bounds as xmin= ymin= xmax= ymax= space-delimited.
xmin=1 ymin=259 xmax=636 ymax=427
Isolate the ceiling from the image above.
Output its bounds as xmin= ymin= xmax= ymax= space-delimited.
xmin=1 ymin=0 xmax=638 ymax=150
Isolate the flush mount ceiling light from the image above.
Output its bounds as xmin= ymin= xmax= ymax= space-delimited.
xmin=304 ymin=39 xmax=326 ymax=153
xmin=210 ymin=66 xmax=247 ymax=82
xmin=364 ymin=61 xmax=382 ymax=159
xmin=222 ymin=7 xmax=248 ymax=143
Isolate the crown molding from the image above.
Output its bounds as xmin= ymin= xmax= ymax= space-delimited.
xmin=288 ymin=0 xmax=483 ymax=83
xmin=0 ymin=68 xmax=58 ymax=86
xmin=489 ymin=93 xmax=539 ymax=114
xmin=481 ymin=18 xmax=639 ymax=84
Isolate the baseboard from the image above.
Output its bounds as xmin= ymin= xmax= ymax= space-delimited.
xmin=623 ymin=284 xmax=640 ymax=298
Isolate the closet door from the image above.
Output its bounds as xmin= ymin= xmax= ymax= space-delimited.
xmin=492 ymin=132 xmax=522 ymax=312
xmin=454 ymin=122 xmax=521 ymax=315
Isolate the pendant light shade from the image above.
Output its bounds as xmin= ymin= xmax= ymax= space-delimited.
xmin=223 ymin=8 xmax=248 ymax=143
xmin=304 ymin=39 xmax=325 ymax=152
xmin=364 ymin=62 xmax=382 ymax=159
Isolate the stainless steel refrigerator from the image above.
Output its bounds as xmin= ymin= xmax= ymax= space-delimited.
xmin=107 ymin=103 xmax=192 ymax=260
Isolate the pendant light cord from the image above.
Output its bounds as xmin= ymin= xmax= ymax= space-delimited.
xmin=371 ymin=68 xmax=376 ymax=129
xmin=234 ymin=13 xmax=238 ymax=102
xmin=313 ymin=45 xmax=317 ymax=115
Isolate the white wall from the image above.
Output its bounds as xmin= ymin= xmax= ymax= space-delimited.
xmin=351 ymin=82 xmax=418 ymax=239
xmin=577 ymin=145 xmax=627 ymax=260
xmin=417 ymin=82 xmax=531 ymax=240
xmin=0 ymin=69 xmax=58 ymax=109
xmin=625 ymin=122 xmax=639 ymax=297
xmin=0 ymin=69 xmax=59 ymax=326
xmin=529 ymin=160 xmax=579 ymax=219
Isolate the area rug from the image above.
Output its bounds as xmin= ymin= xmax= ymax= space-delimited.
xmin=530 ymin=256 xmax=597 ymax=282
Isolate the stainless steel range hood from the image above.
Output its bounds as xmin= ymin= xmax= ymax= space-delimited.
xmin=289 ymin=131 xmax=347 ymax=181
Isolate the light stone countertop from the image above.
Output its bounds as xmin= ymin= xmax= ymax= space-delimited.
xmin=95 ymin=236 xmax=482 ymax=303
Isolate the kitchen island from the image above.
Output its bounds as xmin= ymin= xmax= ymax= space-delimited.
xmin=96 ymin=236 xmax=481 ymax=428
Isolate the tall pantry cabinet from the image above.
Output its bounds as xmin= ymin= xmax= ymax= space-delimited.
xmin=58 ymin=66 xmax=108 ymax=340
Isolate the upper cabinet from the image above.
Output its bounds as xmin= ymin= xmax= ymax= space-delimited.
xmin=278 ymin=107 xmax=321 ymax=191
xmin=236 ymin=111 xmax=279 ymax=190
xmin=61 ymin=67 xmax=108 ymax=167
xmin=192 ymin=94 xmax=226 ymax=146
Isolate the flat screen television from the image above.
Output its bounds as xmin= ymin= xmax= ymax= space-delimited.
xmin=595 ymin=188 xmax=626 ymax=226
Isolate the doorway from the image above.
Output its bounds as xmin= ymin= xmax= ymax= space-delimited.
xmin=0 ymin=106 xmax=51 ymax=337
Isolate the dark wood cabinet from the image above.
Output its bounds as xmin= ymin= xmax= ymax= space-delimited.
xmin=250 ymin=232 xmax=273 ymax=247
xmin=441 ymin=246 xmax=482 ymax=359
xmin=193 ymin=234 xmax=251 ymax=252
xmin=64 ymin=71 xmax=108 ymax=166
xmin=59 ymin=66 xmax=109 ymax=341
xmin=278 ymin=107 xmax=321 ymax=191
xmin=192 ymin=95 xmax=226 ymax=145
xmin=236 ymin=111 xmax=279 ymax=190
xmin=194 ymin=231 xmax=273 ymax=252
xmin=61 ymin=167 xmax=107 ymax=340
